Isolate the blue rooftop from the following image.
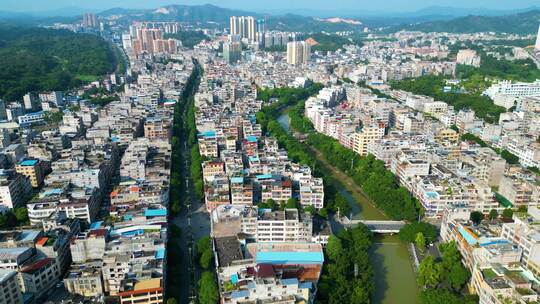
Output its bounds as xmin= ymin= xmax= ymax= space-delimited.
xmin=155 ymin=248 xmax=165 ymax=259
xmin=121 ymin=229 xmax=144 ymax=237
xmin=281 ymin=278 xmax=299 ymax=286
xmin=18 ymin=231 xmax=40 ymax=242
xmin=479 ymin=239 xmax=509 ymax=247
xmin=247 ymin=135 xmax=258 ymax=143
xmin=458 ymin=226 xmax=477 ymax=245
xmin=256 ymin=251 xmax=324 ymax=265
xmin=231 ymin=177 xmax=244 ymax=184
xmin=256 ymin=174 xmax=272 ymax=180
xmin=19 ymin=159 xmax=38 ymax=166
xmin=425 ymin=191 xmax=439 ymax=199
xmin=248 ymin=114 xmax=256 ymax=124
xmin=145 ymin=209 xmax=167 ymax=217
xmin=123 ymin=215 xmax=133 ymax=221
xmin=230 ymin=273 xmax=239 ymax=284
xmin=231 ymin=290 xmax=249 ymax=299
xmin=199 ymin=131 xmax=216 ymax=137
xmin=40 ymin=188 xmax=64 ymax=198
xmin=299 ymin=282 xmax=313 ymax=290
xmin=89 ymin=221 xmax=103 ymax=230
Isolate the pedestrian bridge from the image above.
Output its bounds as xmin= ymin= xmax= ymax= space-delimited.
xmin=339 ymin=217 xmax=406 ymax=233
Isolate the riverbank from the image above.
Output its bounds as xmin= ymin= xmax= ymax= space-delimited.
xmin=278 ymin=112 xmax=419 ymax=304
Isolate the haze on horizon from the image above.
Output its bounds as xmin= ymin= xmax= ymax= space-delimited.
xmin=2 ymin=0 xmax=540 ymax=15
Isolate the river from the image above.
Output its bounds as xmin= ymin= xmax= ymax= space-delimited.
xmin=277 ymin=113 xmax=419 ymax=304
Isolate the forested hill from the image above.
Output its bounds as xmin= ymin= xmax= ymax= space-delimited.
xmin=389 ymin=10 xmax=540 ymax=34
xmin=0 ymin=25 xmax=116 ymax=101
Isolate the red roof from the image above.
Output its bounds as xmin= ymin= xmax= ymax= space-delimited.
xmin=88 ymin=229 xmax=107 ymax=238
xmin=21 ymin=258 xmax=53 ymax=274
xmin=256 ymin=264 xmax=275 ymax=278
xmin=36 ymin=237 xmax=48 ymax=246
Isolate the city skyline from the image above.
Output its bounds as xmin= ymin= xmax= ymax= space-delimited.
xmin=2 ymin=0 xmax=540 ymax=16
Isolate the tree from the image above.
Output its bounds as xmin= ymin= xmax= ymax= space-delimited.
xmin=304 ymin=205 xmax=316 ymax=214
xmin=170 ymin=225 xmax=182 ymax=239
xmin=13 ymin=208 xmax=28 ymax=225
xmin=166 ymin=299 xmax=177 ymax=304
xmin=500 ymin=149 xmax=519 ymax=164
xmin=197 ymin=236 xmax=212 ymax=254
xmin=326 ymin=235 xmax=343 ymax=261
xmin=469 ymin=211 xmax=483 ymax=225
xmin=199 ymin=249 xmax=213 ymax=269
xmin=258 ymin=199 xmax=277 ymax=210
xmin=198 ymin=271 xmax=218 ymax=304
xmin=399 ymin=222 xmax=438 ymax=244
xmin=517 ymin=205 xmax=528 ymax=213
xmin=415 ymin=232 xmax=426 ymax=253
xmin=489 ymin=209 xmax=498 ymax=220
xmin=286 ymin=198 xmax=299 ymax=209
xmin=318 ymin=208 xmax=329 ymax=219
xmin=417 ymin=255 xmax=441 ymax=288
xmin=502 ymin=208 xmax=514 ymax=220
xmin=446 ymin=263 xmax=470 ymax=291
xmin=419 ymin=288 xmax=461 ymax=304
xmin=171 ymin=200 xmax=181 ymax=215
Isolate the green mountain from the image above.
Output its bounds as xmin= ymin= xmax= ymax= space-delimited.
xmin=100 ymin=4 xmax=363 ymax=32
xmin=0 ymin=25 xmax=117 ymax=101
xmin=101 ymin=4 xmax=256 ymax=24
xmin=390 ymin=10 xmax=540 ymax=34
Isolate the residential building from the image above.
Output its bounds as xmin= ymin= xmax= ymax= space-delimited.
xmin=287 ymin=41 xmax=311 ymax=65
xmin=0 ymin=171 xmax=32 ymax=209
xmin=223 ymin=41 xmax=242 ymax=64
xmin=15 ymin=159 xmax=45 ymax=188
xmin=0 ymin=269 xmax=23 ymax=304
xmin=456 ymin=49 xmax=481 ymax=67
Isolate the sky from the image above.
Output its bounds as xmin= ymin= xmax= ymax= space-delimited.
xmin=2 ymin=0 xmax=539 ymax=14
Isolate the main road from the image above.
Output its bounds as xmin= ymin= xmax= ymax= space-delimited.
xmin=169 ymin=62 xmax=211 ymax=304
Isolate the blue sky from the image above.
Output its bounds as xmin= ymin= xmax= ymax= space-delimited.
xmin=2 ymin=0 xmax=539 ymax=14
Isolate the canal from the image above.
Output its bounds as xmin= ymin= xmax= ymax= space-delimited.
xmin=277 ymin=113 xmax=419 ymax=304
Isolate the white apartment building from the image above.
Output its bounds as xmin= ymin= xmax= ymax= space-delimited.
xmin=415 ymin=174 xmax=497 ymax=218
xmin=230 ymin=176 xmax=253 ymax=205
xmin=498 ymin=175 xmax=539 ymax=208
xmin=299 ymin=176 xmax=324 ymax=209
xmin=500 ymin=208 xmax=540 ymax=274
xmin=484 ymin=80 xmax=540 ymax=99
xmin=423 ymin=101 xmax=448 ymax=118
xmin=240 ymin=208 xmax=312 ymax=243
xmin=0 ymin=172 xmax=32 ymax=209
xmin=504 ymin=137 xmax=540 ymax=168
xmin=0 ymin=269 xmax=23 ymax=304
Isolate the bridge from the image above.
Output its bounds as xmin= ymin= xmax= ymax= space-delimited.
xmin=338 ymin=217 xmax=406 ymax=233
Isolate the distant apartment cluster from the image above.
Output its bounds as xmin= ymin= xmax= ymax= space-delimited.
xmin=124 ymin=23 xmax=179 ymax=56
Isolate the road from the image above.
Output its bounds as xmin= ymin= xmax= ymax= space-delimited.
xmin=169 ymin=62 xmax=210 ymax=303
